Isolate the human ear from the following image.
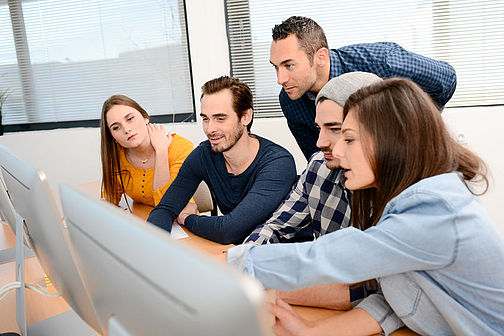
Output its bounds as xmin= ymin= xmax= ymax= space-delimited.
xmin=315 ymin=48 xmax=329 ymax=67
xmin=241 ymin=108 xmax=253 ymax=126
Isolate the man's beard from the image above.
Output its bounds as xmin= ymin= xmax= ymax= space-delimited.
xmin=210 ymin=125 xmax=244 ymax=153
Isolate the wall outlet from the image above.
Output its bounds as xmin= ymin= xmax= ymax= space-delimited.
xmin=455 ymin=129 xmax=468 ymax=145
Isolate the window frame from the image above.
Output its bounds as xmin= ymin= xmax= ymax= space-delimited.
xmin=1 ymin=0 xmax=196 ymax=133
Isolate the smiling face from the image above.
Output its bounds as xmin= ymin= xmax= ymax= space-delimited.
xmin=315 ymin=99 xmax=343 ymax=169
xmin=270 ymin=34 xmax=319 ymax=100
xmin=200 ymin=89 xmax=248 ymax=153
xmin=332 ymin=109 xmax=376 ymax=190
xmin=106 ymin=105 xmax=149 ymax=149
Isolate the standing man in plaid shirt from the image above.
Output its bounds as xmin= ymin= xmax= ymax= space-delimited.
xmin=270 ymin=16 xmax=457 ymax=160
xmin=243 ymin=73 xmax=410 ymax=334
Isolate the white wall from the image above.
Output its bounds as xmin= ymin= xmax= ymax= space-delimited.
xmin=442 ymin=106 xmax=504 ymax=237
xmin=0 ymin=0 xmax=502 ymax=236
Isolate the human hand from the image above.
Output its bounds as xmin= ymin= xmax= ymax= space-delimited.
xmin=271 ymin=297 xmax=317 ymax=336
xmin=176 ymin=201 xmax=198 ymax=225
xmin=147 ymin=123 xmax=173 ymax=153
xmin=213 ymin=250 xmax=227 ymax=263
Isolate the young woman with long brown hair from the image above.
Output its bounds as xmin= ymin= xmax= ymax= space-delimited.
xmin=227 ymin=78 xmax=504 ymax=335
xmin=100 ymin=95 xmax=194 ymax=208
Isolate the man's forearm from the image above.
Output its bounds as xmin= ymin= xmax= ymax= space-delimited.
xmin=278 ymin=283 xmax=351 ymax=310
xmin=311 ymin=308 xmax=383 ymax=336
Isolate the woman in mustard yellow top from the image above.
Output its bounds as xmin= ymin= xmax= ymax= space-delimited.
xmin=100 ymin=95 xmax=194 ymax=207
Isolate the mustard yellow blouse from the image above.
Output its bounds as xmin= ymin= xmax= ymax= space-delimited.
xmin=109 ymin=133 xmax=194 ymax=207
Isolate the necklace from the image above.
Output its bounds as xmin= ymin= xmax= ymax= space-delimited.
xmin=127 ymin=150 xmax=150 ymax=165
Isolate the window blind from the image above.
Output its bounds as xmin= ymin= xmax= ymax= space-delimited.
xmin=226 ymin=0 xmax=504 ymax=117
xmin=0 ymin=0 xmax=194 ymax=129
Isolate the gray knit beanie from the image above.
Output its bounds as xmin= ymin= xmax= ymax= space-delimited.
xmin=315 ymin=72 xmax=382 ymax=107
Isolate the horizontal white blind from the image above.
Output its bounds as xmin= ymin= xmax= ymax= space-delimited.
xmin=226 ymin=0 xmax=504 ymax=117
xmin=0 ymin=0 xmax=194 ymax=126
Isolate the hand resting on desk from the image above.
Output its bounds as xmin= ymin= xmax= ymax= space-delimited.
xmin=175 ymin=202 xmax=198 ymax=225
xmin=271 ymin=297 xmax=382 ymax=336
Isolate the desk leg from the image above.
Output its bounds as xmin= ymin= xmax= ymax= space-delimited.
xmin=15 ymin=214 xmax=27 ymax=336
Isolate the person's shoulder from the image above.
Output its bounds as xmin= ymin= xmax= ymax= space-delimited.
xmin=386 ymin=173 xmax=473 ymax=215
xmin=170 ymin=133 xmax=194 ymax=148
xmin=255 ymin=136 xmax=296 ymax=171
xmin=334 ymin=42 xmax=400 ymax=54
xmin=257 ymin=136 xmax=293 ymax=157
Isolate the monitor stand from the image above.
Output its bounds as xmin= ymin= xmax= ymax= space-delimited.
xmin=14 ymin=214 xmax=97 ymax=336
xmin=0 ymin=221 xmax=35 ymax=264
xmin=0 ymin=245 xmax=34 ymax=264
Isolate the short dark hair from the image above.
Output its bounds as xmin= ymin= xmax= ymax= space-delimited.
xmin=201 ymin=76 xmax=254 ymax=133
xmin=272 ymin=16 xmax=329 ymax=62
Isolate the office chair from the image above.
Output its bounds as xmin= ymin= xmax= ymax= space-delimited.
xmin=192 ymin=181 xmax=217 ymax=216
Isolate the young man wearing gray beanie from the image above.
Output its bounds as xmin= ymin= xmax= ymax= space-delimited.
xmin=241 ymin=72 xmax=405 ymax=335
xmin=246 ymin=72 xmax=381 ymax=247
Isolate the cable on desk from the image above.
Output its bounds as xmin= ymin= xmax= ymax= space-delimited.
xmin=0 ymin=280 xmax=60 ymax=302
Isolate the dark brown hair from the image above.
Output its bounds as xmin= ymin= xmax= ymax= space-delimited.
xmin=201 ymin=76 xmax=254 ymax=133
xmin=343 ymin=78 xmax=488 ymax=230
xmin=100 ymin=95 xmax=149 ymax=206
xmin=272 ymin=16 xmax=329 ymax=63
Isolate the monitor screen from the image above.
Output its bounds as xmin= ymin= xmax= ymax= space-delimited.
xmin=0 ymin=145 xmax=102 ymax=333
xmin=59 ymin=184 xmax=268 ymax=336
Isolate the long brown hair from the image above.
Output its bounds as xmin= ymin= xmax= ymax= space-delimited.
xmin=100 ymin=95 xmax=149 ymax=205
xmin=343 ymin=78 xmax=488 ymax=230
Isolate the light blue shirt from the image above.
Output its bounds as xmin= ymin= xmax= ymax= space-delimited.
xmin=228 ymin=173 xmax=504 ymax=335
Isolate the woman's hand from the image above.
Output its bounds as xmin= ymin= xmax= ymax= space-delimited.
xmin=147 ymin=123 xmax=173 ymax=153
xmin=271 ymin=298 xmax=317 ymax=336
xmin=272 ymin=298 xmax=383 ymax=336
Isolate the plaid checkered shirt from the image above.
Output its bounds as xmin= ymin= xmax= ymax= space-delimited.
xmin=245 ymin=151 xmax=351 ymax=244
xmin=280 ymin=42 xmax=458 ymax=160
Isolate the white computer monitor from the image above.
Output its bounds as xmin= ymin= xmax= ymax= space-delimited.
xmin=0 ymin=174 xmax=17 ymax=233
xmin=0 ymin=174 xmax=34 ymax=264
xmin=0 ymin=145 xmax=101 ymax=335
xmin=0 ymin=174 xmax=22 ymax=264
xmin=59 ymin=183 xmax=268 ymax=336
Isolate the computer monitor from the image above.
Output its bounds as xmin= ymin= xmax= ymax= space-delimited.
xmin=0 ymin=174 xmax=20 ymax=263
xmin=0 ymin=174 xmax=17 ymax=233
xmin=0 ymin=174 xmax=35 ymax=264
xmin=59 ymin=184 xmax=268 ymax=336
xmin=0 ymin=145 xmax=101 ymax=335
